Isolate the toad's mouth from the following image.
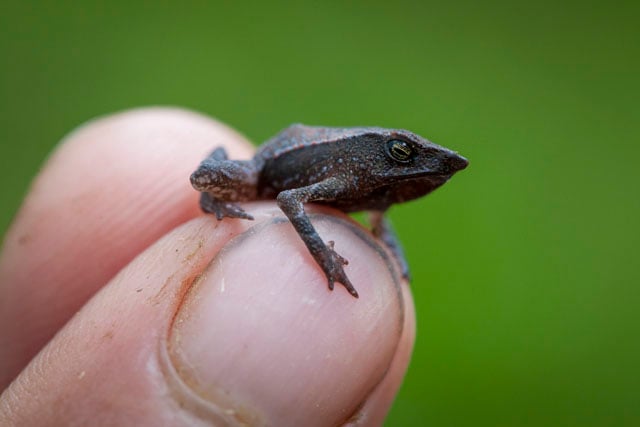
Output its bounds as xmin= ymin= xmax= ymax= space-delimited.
xmin=389 ymin=154 xmax=468 ymax=180
xmin=388 ymin=169 xmax=452 ymax=181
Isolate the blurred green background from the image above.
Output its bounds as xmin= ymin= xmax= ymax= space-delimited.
xmin=1 ymin=1 xmax=638 ymax=425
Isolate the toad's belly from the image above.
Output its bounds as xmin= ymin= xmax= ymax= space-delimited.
xmin=259 ymin=176 xmax=449 ymax=213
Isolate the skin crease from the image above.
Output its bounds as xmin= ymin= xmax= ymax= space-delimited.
xmin=0 ymin=108 xmax=416 ymax=426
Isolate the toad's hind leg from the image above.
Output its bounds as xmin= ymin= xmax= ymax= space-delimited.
xmin=190 ymin=147 xmax=258 ymax=220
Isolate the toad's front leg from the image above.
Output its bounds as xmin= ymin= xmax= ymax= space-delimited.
xmin=369 ymin=211 xmax=410 ymax=280
xmin=276 ymin=178 xmax=359 ymax=298
xmin=190 ymin=147 xmax=258 ymax=220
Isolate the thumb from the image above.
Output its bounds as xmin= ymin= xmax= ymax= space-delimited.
xmin=0 ymin=206 xmax=414 ymax=426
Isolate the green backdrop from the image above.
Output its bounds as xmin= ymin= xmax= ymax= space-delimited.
xmin=1 ymin=1 xmax=638 ymax=425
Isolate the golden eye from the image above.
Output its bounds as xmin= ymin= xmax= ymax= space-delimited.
xmin=386 ymin=139 xmax=414 ymax=163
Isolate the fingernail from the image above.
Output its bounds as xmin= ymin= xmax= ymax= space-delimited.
xmin=167 ymin=216 xmax=404 ymax=426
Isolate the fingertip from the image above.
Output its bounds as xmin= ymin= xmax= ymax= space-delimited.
xmin=345 ymin=281 xmax=416 ymax=425
xmin=1 ymin=204 xmax=412 ymax=426
xmin=168 ymin=210 xmax=405 ymax=426
xmin=0 ymin=107 xmax=255 ymax=388
xmin=63 ymin=106 xmax=255 ymax=159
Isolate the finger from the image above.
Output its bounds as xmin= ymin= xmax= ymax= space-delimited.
xmin=0 ymin=204 xmax=412 ymax=426
xmin=0 ymin=107 xmax=255 ymax=388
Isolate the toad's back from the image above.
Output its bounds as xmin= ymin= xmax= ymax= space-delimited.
xmin=255 ymin=124 xmax=379 ymax=160
xmin=256 ymin=125 xmax=382 ymax=198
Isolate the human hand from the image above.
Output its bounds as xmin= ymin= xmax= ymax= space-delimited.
xmin=0 ymin=108 xmax=415 ymax=426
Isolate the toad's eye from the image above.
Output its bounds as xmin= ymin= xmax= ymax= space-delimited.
xmin=386 ymin=139 xmax=414 ymax=163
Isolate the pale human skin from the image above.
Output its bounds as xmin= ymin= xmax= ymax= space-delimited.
xmin=0 ymin=108 xmax=415 ymax=426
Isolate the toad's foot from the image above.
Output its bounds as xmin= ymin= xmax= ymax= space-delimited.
xmin=324 ymin=241 xmax=359 ymax=298
xmin=200 ymin=193 xmax=254 ymax=221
